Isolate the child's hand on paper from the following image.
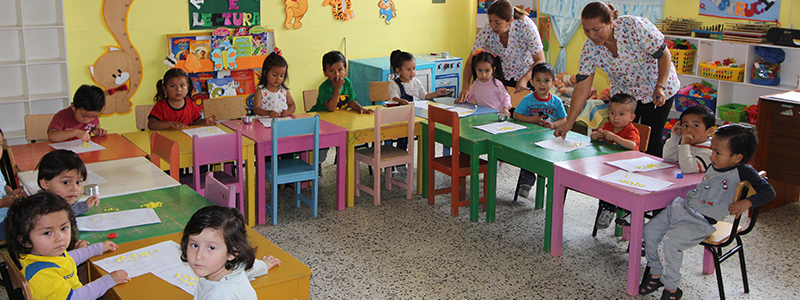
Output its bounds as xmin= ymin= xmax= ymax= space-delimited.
xmin=729 ymin=199 xmax=753 ymax=217
xmin=202 ymin=115 xmax=219 ymax=125
xmin=268 ymin=110 xmax=281 ymax=118
xmin=76 ymin=240 xmax=90 ymax=249
xmin=86 ymin=195 xmax=100 ymax=208
xmin=262 ymin=255 xmax=281 ymax=270
xmin=169 ymin=122 xmax=187 ymax=130
xmin=111 ymin=270 xmax=131 ymax=285
xmin=103 ymin=241 xmax=119 ymax=252
xmin=76 ymin=130 xmax=92 ymax=142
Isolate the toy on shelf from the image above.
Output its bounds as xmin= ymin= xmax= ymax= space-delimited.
xmin=693 ymin=24 xmax=724 ymax=39
xmin=751 ymin=46 xmax=784 ymax=86
xmin=746 ymin=105 xmax=758 ymax=124
xmin=699 ymin=58 xmax=744 ymax=82
xmin=722 ymin=22 xmax=776 ymax=43
xmin=675 ymin=81 xmax=717 ymax=112
xmin=667 ymin=38 xmax=697 ymax=74
xmin=718 ymin=103 xmax=748 ymax=122
xmin=656 ymin=17 xmax=701 ymax=36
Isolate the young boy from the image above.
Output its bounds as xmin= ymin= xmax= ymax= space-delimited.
xmin=511 ymin=62 xmax=567 ymax=198
xmin=48 ymin=85 xmax=108 ymax=142
xmin=663 ymin=105 xmax=715 ymax=173
xmin=640 ymin=124 xmax=774 ymax=300
xmin=0 ymin=128 xmax=27 ymax=240
xmin=590 ymin=93 xmax=641 ymax=229
xmin=36 ymin=150 xmax=100 ymax=217
xmin=308 ymin=50 xmax=373 ymax=114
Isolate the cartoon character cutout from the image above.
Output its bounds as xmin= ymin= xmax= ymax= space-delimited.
xmin=211 ymin=48 xmax=238 ymax=71
xmin=323 ymin=0 xmax=355 ymax=21
xmin=378 ymin=0 xmax=396 ymax=24
xmin=284 ymin=0 xmax=308 ymax=29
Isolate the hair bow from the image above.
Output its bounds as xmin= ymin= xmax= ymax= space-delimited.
xmin=272 ymin=47 xmax=282 ymax=56
xmin=107 ymin=84 xmax=128 ymax=96
xmin=472 ymin=48 xmax=486 ymax=56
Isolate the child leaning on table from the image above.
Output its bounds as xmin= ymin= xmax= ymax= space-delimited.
xmin=639 ymin=124 xmax=774 ymax=300
xmin=48 ymin=85 xmax=108 ymax=143
xmin=590 ymin=93 xmax=641 ymax=230
xmin=511 ymin=62 xmax=567 ymax=199
xmin=4 ymin=192 xmax=129 ymax=300
xmin=148 ymin=68 xmax=218 ymax=130
xmin=455 ymin=49 xmax=512 ymax=116
xmin=0 ymin=128 xmax=27 ymax=241
xmin=181 ymin=206 xmax=281 ymax=300
xmin=663 ymin=105 xmax=715 ymax=173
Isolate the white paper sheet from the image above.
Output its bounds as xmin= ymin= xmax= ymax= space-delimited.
xmin=76 ymin=208 xmax=161 ymax=231
xmin=85 ymin=170 xmax=108 ymax=185
xmin=413 ymin=100 xmax=432 ymax=110
xmin=151 ymin=263 xmax=199 ymax=296
xmin=428 ymin=102 xmax=454 ymax=110
xmin=49 ymin=140 xmax=106 ymax=154
xmin=93 ymin=241 xmax=183 ymax=278
xmin=182 ymin=126 xmax=227 ymax=138
xmin=535 ymin=137 xmax=592 ymax=152
xmin=473 ymin=121 xmax=528 ymax=135
xmin=428 ymin=102 xmax=474 ymax=117
xmin=606 ymin=157 xmax=674 ymax=173
xmin=257 ymin=117 xmax=292 ymax=128
xmin=598 ymin=170 xmax=674 ymax=192
xmin=765 ymin=91 xmax=800 ymax=103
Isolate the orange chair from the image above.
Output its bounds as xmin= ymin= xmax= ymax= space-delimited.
xmin=427 ymin=105 xmax=488 ymax=217
xmin=149 ymin=132 xmax=180 ymax=181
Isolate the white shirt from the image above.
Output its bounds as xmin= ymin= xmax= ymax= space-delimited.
xmin=194 ymin=260 xmax=268 ymax=300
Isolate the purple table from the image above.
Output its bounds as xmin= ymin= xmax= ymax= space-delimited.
xmin=223 ymin=115 xmax=347 ymax=225
xmin=551 ymin=151 xmax=704 ymax=296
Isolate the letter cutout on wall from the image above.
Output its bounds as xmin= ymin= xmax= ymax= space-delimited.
xmin=89 ymin=0 xmax=143 ymax=115
xmin=284 ymin=0 xmax=309 ymax=29
xmin=323 ymin=0 xmax=355 ymax=21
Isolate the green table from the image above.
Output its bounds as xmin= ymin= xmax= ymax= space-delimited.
xmin=421 ymin=113 xmax=549 ymax=221
xmin=486 ymin=130 xmax=625 ymax=251
xmin=80 ymin=185 xmax=213 ymax=245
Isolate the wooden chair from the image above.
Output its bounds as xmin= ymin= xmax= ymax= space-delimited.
xmin=203 ymin=95 xmax=247 ymax=121
xmin=23 ymin=113 xmax=54 ymax=143
xmin=302 ymin=89 xmax=319 ymax=113
xmin=190 ymin=130 xmax=244 ymax=207
xmin=368 ymin=81 xmax=391 ymax=103
xmin=149 ymin=132 xmax=180 ymax=181
xmin=1 ymin=141 xmax=20 ymax=190
xmin=354 ymin=105 xmax=415 ymax=205
xmin=264 ymin=116 xmax=320 ymax=225
xmin=1 ymin=251 xmax=32 ymax=300
xmin=427 ymin=105 xmax=488 ymax=217
xmin=205 ymin=172 xmax=241 ymax=215
xmin=135 ymin=105 xmax=154 ymax=131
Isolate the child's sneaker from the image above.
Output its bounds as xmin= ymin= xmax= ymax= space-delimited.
xmin=517 ymin=184 xmax=531 ymax=198
xmin=596 ymin=208 xmax=615 ymax=229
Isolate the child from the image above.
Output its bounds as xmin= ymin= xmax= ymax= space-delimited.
xmin=48 ymin=85 xmax=108 ymax=143
xmin=4 ymin=192 xmax=130 ymax=300
xmin=455 ymin=50 xmax=512 ymax=116
xmin=640 ymin=124 xmax=774 ymax=300
xmin=254 ymin=53 xmax=297 ymax=118
xmin=590 ymin=93 xmax=641 ymax=229
xmin=0 ymin=128 xmax=27 ymax=241
xmin=181 ymin=206 xmax=281 ymax=299
xmin=511 ymin=62 xmax=567 ymax=198
xmin=307 ymin=50 xmax=373 ymax=114
xmin=36 ymin=150 xmax=100 ymax=219
xmin=148 ymin=68 xmax=218 ymax=130
xmin=663 ymin=105 xmax=715 ymax=173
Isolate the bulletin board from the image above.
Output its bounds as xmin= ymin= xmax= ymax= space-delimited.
xmin=189 ymin=0 xmax=261 ymax=30
xmin=699 ymin=0 xmax=780 ymax=22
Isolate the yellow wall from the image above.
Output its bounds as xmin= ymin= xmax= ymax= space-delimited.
xmin=546 ymin=0 xmax=798 ymax=92
xmin=65 ymin=0 xmax=477 ymax=134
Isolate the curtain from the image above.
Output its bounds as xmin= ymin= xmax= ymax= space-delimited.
xmin=549 ymin=16 xmax=581 ymax=74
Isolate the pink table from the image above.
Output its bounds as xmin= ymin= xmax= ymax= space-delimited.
xmin=551 ymin=151 xmax=704 ymax=296
xmin=222 ymin=115 xmax=347 ymax=225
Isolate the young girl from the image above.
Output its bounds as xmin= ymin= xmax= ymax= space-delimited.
xmin=5 ymin=192 xmax=129 ymax=300
xmin=181 ymin=206 xmax=281 ymax=299
xmin=0 ymin=128 xmax=27 ymax=241
xmin=455 ymin=50 xmax=512 ymax=116
xmin=254 ymin=53 xmax=296 ymax=118
xmin=388 ymin=49 xmax=446 ymax=105
xmin=148 ymin=68 xmax=218 ymax=130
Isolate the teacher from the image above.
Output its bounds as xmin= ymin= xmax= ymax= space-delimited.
xmin=554 ymin=2 xmax=679 ymax=157
xmin=459 ymin=0 xmax=546 ymax=102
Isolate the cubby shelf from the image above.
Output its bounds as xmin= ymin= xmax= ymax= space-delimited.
xmin=173 ymin=55 xmax=268 ymax=74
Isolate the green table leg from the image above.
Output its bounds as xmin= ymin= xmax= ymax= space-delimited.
xmin=543 ymin=175 xmax=554 ymax=253
xmin=535 ymin=174 xmax=546 ymax=209
xmin=422 ymin=123 xmax=429 ymax=198
xmin=487 ymin=145 xmax=498 ymax=222
xmin=470 ymin=153 xmax=480 ymax=222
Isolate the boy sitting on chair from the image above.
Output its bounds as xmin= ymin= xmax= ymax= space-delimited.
xmin=48 ymin=85 xmax=107 ymax=142
xmin=639 ymin=124 xmax=774 ymax=300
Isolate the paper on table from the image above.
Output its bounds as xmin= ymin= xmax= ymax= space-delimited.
xmin=49 ymin=140 xmax=106 ymax=154
xmin=473 ymin=121 xmax=528 ymax=135
xmin=535 ymin=137 xmax=591 ymax=152
xmin=151 ymin=263 xmax=199 ymax=296
xmin=182 ymin=126 xmax=226 ymax=138
xmin=257 ymin=117 xmax=292 ymax=128
xmin=606 ymin=157 xmax=674 ymax=172
xmin=86 ymin=170 xmax=108 ymax=185
xmin=599 ymin=170 xmax=674 ymax=192
xmin=76 ymin=208 xmax=161 ymax=231
xmin=765 ymin=91 xmax=800 ymax=103
xmin=413 ymin=100 xmax=432 ymax=109
xmin=428 ymin=102 xmax=454 ymax=110
xmin=93 ymin=241 xmax=183 ymax=278
xmin=429 ymin=102 xmax=474 ymax=117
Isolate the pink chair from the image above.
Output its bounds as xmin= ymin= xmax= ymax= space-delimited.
xmin=354 ymin=105 xmax=415 ymax=205
xmin=189 ymin=130 xmax=244 ymax=212
xmin=205 ymin=172 xmax=240 ymax=213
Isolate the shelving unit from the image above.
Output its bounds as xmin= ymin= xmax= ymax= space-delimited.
xmin=665 ymin=35 xmax=800 ymax=112
xmin=0 ymin=0 xmax=69 ymax=145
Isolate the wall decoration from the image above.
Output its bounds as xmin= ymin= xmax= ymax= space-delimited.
xmin=378 ymin=0 xmax=396 ymax=24
xmin=89 ymin=0 xmax=143 ymax=115
xmin=189 ymin=0 xmax=261 ymax=30
xmin=323 ymin=0 xmax=355 ymax=21
xmin=699 ymin=0 xmax=779 ymax=22
xmin=284 ymin=0 xmax=309 ymax=29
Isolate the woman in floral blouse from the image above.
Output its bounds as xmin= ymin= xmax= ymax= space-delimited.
xmin=554 ymin=1 xmax=680 ymax=157
xmin=458 ymin=0 xmax=545 ymax=102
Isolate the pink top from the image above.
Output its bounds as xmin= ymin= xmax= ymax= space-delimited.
xmin=48 ymin=107 xmax=99 ymax=133
xmin=468 ymin=79 xmax=512 ymax=111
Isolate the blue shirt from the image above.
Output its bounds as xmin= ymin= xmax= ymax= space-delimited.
xmin=515 ymin=92 xmax=567 ymax=121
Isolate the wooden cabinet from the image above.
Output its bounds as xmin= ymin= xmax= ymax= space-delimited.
xmin=753 ymin=95 xmax=800 ymax=212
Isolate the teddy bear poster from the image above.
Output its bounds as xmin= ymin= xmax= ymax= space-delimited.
xmin=189 ymin=0 xmax=261 ymax=30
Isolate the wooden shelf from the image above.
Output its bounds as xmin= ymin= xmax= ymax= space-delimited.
xmin=174 ymin=55 xmax=267 ymax=73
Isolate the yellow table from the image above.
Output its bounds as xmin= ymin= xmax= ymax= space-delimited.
xmin=310 ymin=106 xmax=424 ymax=207
xmin=121 ymin=126 xmax=258 ymax=226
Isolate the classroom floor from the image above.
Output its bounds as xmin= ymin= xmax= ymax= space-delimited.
xmin=2 ymin=144 xmax=798 ymax=299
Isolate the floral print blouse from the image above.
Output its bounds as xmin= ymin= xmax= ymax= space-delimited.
xmin=472 ymin=16 xmax=544 ymax=81
xmin=578 ymin=15 xmax=679 ymax=104
xmin=258 ymin=85 xmax=288 ymax=113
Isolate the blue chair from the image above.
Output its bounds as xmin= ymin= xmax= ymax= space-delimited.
xmin=265 ymin=115 xmax=320 ymax=225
